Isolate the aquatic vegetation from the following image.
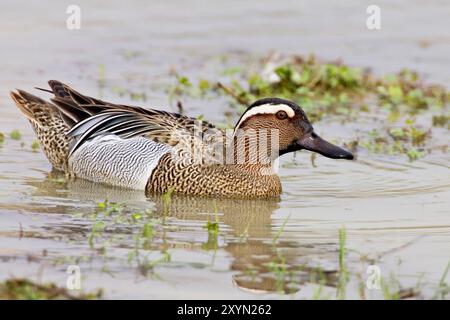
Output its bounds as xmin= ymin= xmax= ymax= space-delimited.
xmin=120 ymin=50 xmax=141 ymax=61
xmin=388 ymin=118 xmax=429 ymax=146
xmin=130 ymin=92 xmax=147 ymax=102
xmin=406 ymin=148 xmax=425 ymax=161
xmin=202 ymin=204 xmax=221 ymax=254
xmin=110 ymin=85 xmax=148 ymax=102
xmin=241 ymin=233 xmax=339 ymax=296
xmin=98 ymin=63 xmax=106 ymax=97
xmin=204 ymin=214 xmax=219 ymax=235
xmin=10 ymin=129 xmax=22 ymax=140
xmin=0 ymin=278 xmax=102 ymax=300
xmin=168 ymin=53 xmax=448 ymax=161
xmin=167 ymin=75 xmax=213 ymax=105
xmin=87 ymin=201 xmax=155 ymax=250
xmin=432 ymin=115 xmax=449 ymax=128
xmin=31 ymin=140 xmax=40 ymax=152
xmin=267 ymin=255 xmax=291 ymax=293
xmin=9 ymin=196 xmax=445 ymax=300
xmin=171 ymin=54 xmax=448 ymax=121
xmin=265 ymin=215 xmax=300 ymax=294
xmin=375 ymin=69 xmax=447 ymax=111
xmin=162 ymin=188 xmax=174 ymax=215
xmin=379 ymin=273 xmax=421 ymax=300
xmin=48 ymin=177 xmax=66 ymax=184
xmin=83 ymin=200 xmax=175 ymax=279
xmin=137 ymin=251 xmax=172 ymax=278
xmin=433 ymin=261 xmax=450 ymax=300
xmin=88 ymin=219 xmax=106 ymax=249
xmin=98 ymin=64 xmax=106 ymax=88
xmin=271 ymin=214 xmax=290 ymax=246
xmin=360 ymin=118 xmax=430 ymax=161
xmin=336 ymin=227 xmax=349 ymax=300
xmin=312 ymin=282 xmax=332 ymax=300
xmin=0 ymin=132 xmax=4 ymax=143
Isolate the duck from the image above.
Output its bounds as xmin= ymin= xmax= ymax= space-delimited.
xmin=10 ymin=80 xmax=353 ymax=198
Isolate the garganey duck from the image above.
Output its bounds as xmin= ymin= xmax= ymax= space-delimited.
xmin=10 ymin=80 xmax=353 ymax=198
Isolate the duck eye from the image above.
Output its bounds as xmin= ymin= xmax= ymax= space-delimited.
xmin=276 ymin=110 xmax=288 ymax=120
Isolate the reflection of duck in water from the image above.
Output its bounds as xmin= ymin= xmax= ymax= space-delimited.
xmin=27 ymin=174 xmax=338 ymax=294
xmin=11 ymin=81 xmax=353 ymax=198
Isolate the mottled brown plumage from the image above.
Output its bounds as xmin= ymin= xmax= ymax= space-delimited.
xmin=10 ymin=80 xmax=353 ymax=199
xmin=147 ymin=153 xmax=282 ymax=198
xmin=10 ymin=89 xmax=70 ymax=171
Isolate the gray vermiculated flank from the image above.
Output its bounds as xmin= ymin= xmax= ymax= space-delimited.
xmin=69 ymin=135 xmax=171 ymax=190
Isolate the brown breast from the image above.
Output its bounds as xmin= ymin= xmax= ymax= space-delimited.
xmin=146 ymin=153 xmax=282 ymax=198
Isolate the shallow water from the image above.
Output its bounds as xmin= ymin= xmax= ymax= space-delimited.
xmin=0 ymin=0 xmax=449 ymax=299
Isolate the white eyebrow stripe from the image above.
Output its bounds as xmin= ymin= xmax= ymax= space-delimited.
xmin=235 ymin=104 xmax=295 ymax=129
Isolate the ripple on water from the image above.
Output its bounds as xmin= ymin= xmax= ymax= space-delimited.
xmin=281 ymin=152 xmax=450 ymax=201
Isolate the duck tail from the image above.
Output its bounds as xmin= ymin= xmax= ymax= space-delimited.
xmin=10 ymin=89 xmax=55 ymax=125
xmin=10 ymin=89 xmax=70 ymax=171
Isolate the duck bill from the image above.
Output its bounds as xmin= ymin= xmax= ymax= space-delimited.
xmin=297 ymin=132 xmax=354 ymax=160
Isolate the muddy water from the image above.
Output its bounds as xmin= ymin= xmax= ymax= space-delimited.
xmin=0 ymin=1 xmax=449 ymax=299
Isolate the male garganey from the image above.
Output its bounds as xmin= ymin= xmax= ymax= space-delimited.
xmin=10 ymin=80 xmax=353 ymax=198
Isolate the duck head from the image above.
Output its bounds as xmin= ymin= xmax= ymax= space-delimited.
xmin=233 ymin=97 xmax=354 ymax=160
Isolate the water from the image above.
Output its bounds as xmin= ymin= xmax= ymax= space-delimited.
xmin=0 ymin=0 xmax=449 ymax=299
